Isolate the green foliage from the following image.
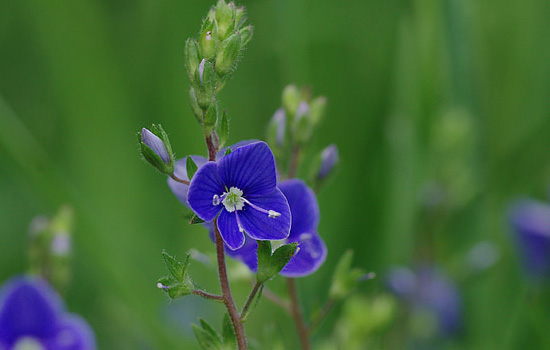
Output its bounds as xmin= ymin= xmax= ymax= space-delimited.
xmin=192 ymin=316 xmax=236 ymax=350
xmin=329 ymin=250 xmax=366 ymax=300
xmin=256 ymin=241 xmax=298 ymax=283
xmin=157 ymin=251 xmax=194 ymax=299
xmin=186 ymin=156 xmax=198 ymax=180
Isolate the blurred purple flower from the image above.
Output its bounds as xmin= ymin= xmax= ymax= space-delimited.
xmin=187 ymin=142 xmax=291 ymax=250
xmin=509 ymin=199 xmax=550 ymax=278
xmin=216 ymin=179 xmax=327 ymax=277
xmin=387 ymin=266 xmax=461 ymax=336
xmin=318 ymin=144 xmax=339 ymax=180
xmin=0 ymin=276 xmax=95 ymax=350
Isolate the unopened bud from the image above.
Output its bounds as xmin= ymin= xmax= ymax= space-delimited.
xmin=184 ymin=39 xmax=200 ymax=83
xmin=239 ymin=25 xmax=253 ymax=47
xmin=267 ymin=108 xmax=286 ymax=148
xmin=282 ymin=85 xmax=301 ymax=122
xmin=318 ymin=144 xmax=339 ymax=180
xmin=309 ymin=96 xmax=327 ymax=125
xmin=215 ymin=0 xmax=235 ymax=41
xmin=235 ymin=6 xmax=245 ymax=26
xmin=189 ymin=87 xmax=204 ymax=124
xmin=215 ymin=33 xmax=241 ymax=76
xmin=294 ymin=101 xmax=312 ymax=144
xmin=193 ymin=59 xmax=216 ymax=110
xmin=199 ymin=20 xmax=217 ymax=60
xmin=139 ymin=125 xmax=175 ymax=174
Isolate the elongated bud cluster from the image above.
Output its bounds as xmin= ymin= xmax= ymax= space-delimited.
xmin=139 ymin=125 xmax=175 ymax=174
xmin=185 ymin=0 xmax=253 ymax=133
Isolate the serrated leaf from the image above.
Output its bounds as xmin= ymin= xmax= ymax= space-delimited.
xmin=200 ymin=318 xmax=223 ymax=342
xmin=219 ymin=111 xmax=229 ymax=148
xmin=162 ymin=250 xmax=185 ymax=282
xmin=193 ymin=323 xmax=223 ymax=350
xmin=186 ymin=156 xmax=198 ymax=179
xmin=222 ymin=313 xmax=236 ymax=349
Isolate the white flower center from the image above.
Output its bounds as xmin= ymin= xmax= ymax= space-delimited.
xmin=221 ymin=187 xmax=245 ymax=212
xmin=14 ymin=337 xmax=45 ymax=350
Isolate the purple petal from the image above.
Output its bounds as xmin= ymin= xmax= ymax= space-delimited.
xmin=141 ymin=128 xmax=170 ymax=164
xmin=240 ymin=188 xmax=291 ymax=241
xmin=47 ymin=315 xmax=96 ymax=350
xmin=187 ymin=162 xmax=225 ymax=221
xmin=0 ymin=277 xmax=62 ymax=342
xmin=216 ymin=139 xmax=260 ymax=160
xmin=217 ymin=142 xmax=277 ymax=196
xmin=224 ymin=235 xmax=258 ymax=271
xmin=167 ymin=155 xmax=208 ymax=207
xmin=281 ymin=232 xmax=327 ymax=277
xmin=279 ymin=179 xmax=319 ymax=237
xmin=318 ymin=144 xmax=339 ymax=179
xmin=216 ymin=211 xmax=246 ymax=250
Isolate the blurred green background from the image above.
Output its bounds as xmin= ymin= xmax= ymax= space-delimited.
xmin=1 ymin=0 xmax=549 ymax=349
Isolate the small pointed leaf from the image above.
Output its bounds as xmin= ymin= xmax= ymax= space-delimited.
xmin=186 ymin=157 xmax=198 ymax=180
xmin=222 ymin=313 xmax=236 ymax=349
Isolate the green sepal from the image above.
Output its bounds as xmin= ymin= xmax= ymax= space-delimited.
xmin=224 ymin=148 xmax=232 ymax=156
xmin=256 ymin=241 xmax=298 ymax=283
xmin=239 ymin=25 xmax=253 ymax=47
xmin=309 ymin=96 xmax=327 ymax=126
xmin=157 ymin=251 xmax=195 ymax=299
xmin=234 ymin=6 xmax=245 ymax=27
xmin=186 ymin=156 xmax=198 ymax=180
xmin=189 ymin=214 xmax=205 ymax=225
xmin=219 ymin=110 xmax=229 ymax=148
xmin=215 ymin=33 xmax=241 ymax=77
xmin=193 ymin=319 xmax=223 ymax=350
xmin=215 ymin=0 xmax=235 ymax=41
xmin=222 ymin=313 xmax=236 ymax=349
xmin=184 ymin=38 xmax=201 ymax=83
xmin=189 ymin=87 xmax=205 ymax=124
xmin=199 ymin=18 xmax=217 ymax=60
xmin=329 ymin=250 xmax=366 ymax=300
xmin=194 ymin=60 xmax=217 ymax=111
xmin=204 ymin=103 xmax=218 ymax=134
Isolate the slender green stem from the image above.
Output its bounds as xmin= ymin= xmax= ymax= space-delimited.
xmin=170 ymin=173 xmax=190 ymax=185
xmin=240 ymin=282 xmax=263 ymax=322
xmin=286 ymin=278 xmax=310 ymax=350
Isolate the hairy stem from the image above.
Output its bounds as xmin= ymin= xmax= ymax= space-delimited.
xmin=192 ymin=289 xmax=224 ymax=302
xmin=169 ymin=173 xmax=190 ymax=185
xmin=286 ymin=278 xmax=310 ymax=350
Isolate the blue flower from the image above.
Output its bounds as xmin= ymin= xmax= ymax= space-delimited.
xmin=0 ymin=276 xmax=96 ymax=350
xmin=168 ymin=140 xmax=258 ymax=207
xmin=217 ymin=179 xmax=327 ymax=277
xmin=187 ymin=141 xmax=291 ymax=250
xmin=386 ymin=266 xmax=461 ymax=336
xmin=509 ymin=199 xmax=550 ymax=278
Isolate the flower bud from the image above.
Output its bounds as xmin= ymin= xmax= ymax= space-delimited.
xmin=239 ymin=25 xmax=253 ymax=47
xmin=282 ymin=85 xmax=301 ymax=122
xmin=184 ymin=38 xmax=200 ymax=83
xmin=318 ymin=144 xmax=339 ymax=180
xmin=215 ymin=33 xmax=241 ymax=77
xmin=139 ymin=125 xmax=175 ymax=174
xmin=293 ymin=101 xmax=312 ymax=144
xmin=215 ymin=0 xmax=235 ymax=41
xmin=188 ymin=87 xmax=204 ymax=124
xmin=267 ymin=108 xmax=286 ymax=148
xmin=199 ymin=19 xmax=217 ymax=60
xmin=203 ymin=103 xmax=218 ymax=134
xmin=309 ymin=95 xmax=327 ymax=126
xmin=234 ymin=6 xmax=245 ymax=26
xmin=193 ymin=59 xmax=217 ymax=111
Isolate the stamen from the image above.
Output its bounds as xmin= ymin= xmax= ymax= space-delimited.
xmin=157 ymin=283 xmax=168 ymax=290
xmin=234 ymin=205 xmax=245 ymax=232
xmin=212 ymin=194 xmax=220 ymax=206
xmin=241 ymin=198 xmax=281 ymax=218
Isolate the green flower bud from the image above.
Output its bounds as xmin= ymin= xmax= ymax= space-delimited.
xmin=282 ymin=84 xmax=301 ymax=122
xmin=184 ymin=39 xmax=200 ymax=83
xmin=309 ymin=95 xmax=327 ymax=126
xmin=193 ymin=59 xmax=217 ymax=110
xmin=215 ymin=33 xmax=241 ymax=77
xmin=188 ymin=87 xmax=204 ymax=124
xmin=239 ymin=25 xmax=253 ymax=47
xmin=234 ymin=6 xmax=245 ymax=27
xmin=204 ymin=103 xmax=218 ymax=134
xmin=215 ymin=0 xmax=235 ymax=41
xmin=199 ymin=18 xmax=217 ymax=60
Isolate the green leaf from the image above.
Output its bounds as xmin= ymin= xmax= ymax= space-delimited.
xmin=200 ymin=318 xmax=222 ymax=342
xmin=189 ymin=214 xmax=205 ymax=225
xmin=162 ymin=250 xmax=185 ymax=282
xmin=222 ymin=313 xmax=236 ymax=349
xmin=329 ymin=250 xmax=366 ymax=300
xmin=193 ymin=322 xmax=223 ymax=350
xmin=224 ymin=148 xmax=232 ymax=156
xmin=219 ymin=110 xmax=229 ymax=148
xmin=256 ymin=241 xmax=298 ymax=283
xmin=186 ymin=156 xmax=198 ymax=180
